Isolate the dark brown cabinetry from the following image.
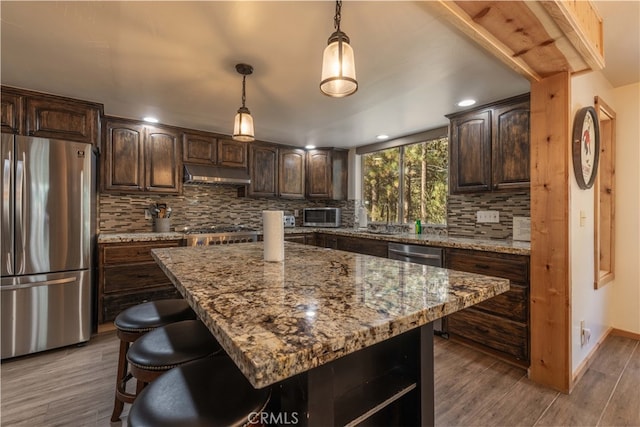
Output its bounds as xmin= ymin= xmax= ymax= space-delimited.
xmin=447 ymin=94 xmax=530 ymax=194
xmin=102 ymin=118 xmax=181 ymax=194
xmin=444 ymin=248 xmax=530 ymax=367
xmin=1 ymin=89 xmax=23 ymax=134
xmin=1 ymin=86 xmax=102 ymax=146
xmin=314 ymin=233 xmax=388 ymax=258
xmin=306 ymin=149 xmax=348 ymax=200
xmin=98 ymin=240 xmax=182 ymax=323
xmin=183 ymin=132 xmax=217 ymax=164
xmin=248 ymin=143 xmax=306 ymax=199
xmin=248 ymin=143 xmax=278 ymax=197
xmin=218 ymin=138 xmax=248 ymax=168
xmin=284 ymin=233 xmax=316 ymax=245
xmin=279 ymin=148 xmax=306 ymax=199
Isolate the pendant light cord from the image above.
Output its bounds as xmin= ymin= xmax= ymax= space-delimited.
xmin=334 ymin=1 xmax=342 ymax=32
xmin=241 ymin=75 xmax=247 ymax=108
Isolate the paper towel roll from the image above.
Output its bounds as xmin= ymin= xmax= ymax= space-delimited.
xmin=263 ymin=210 xmax=284 ymax=262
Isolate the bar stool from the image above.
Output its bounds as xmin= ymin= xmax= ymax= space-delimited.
xmin=110 ymin=299 xmax=197 ymax=422
xmin=128 ymin=356 xmax=271 ymax=427
xmin=127 ymin=319 xmax=223 ymax=386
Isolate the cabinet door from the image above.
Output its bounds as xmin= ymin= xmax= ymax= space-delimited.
xmin=449 ymin=111 xmax=491 ymax=193
xmin=103 ymin=121 xmax=145 ymax=192
xmin=1 ymin=90 xmax=23 ymax=134
xmin=183 ymin=132 xmax=216 ymax=164
xmin=306 ymin=149 xmax=332 ymax=199
xmin=331 ymin=149 xmax=348 ymax=201
xmin=249 ymin=143 xmax=278 ymax=197
xmin=145 ymin=126 xmax=181 ymax=193
xmin=279 ymin=148 xmax=305 ymax=199
xmin=337 ymin=236 xmax=388 ymax=258
xmin=25 ymin=97 xmax=100 ymax=145
xmin=492 ymin=101 xmax=530 ymax=190
xmin=218 ymin=138 xmax=247 ymax=168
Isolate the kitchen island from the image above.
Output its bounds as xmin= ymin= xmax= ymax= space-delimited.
xmin=152 ymin=242 xmax=509 ymax=426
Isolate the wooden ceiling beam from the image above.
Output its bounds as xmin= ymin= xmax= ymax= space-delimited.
xmin=427 ymin=1 xmax=605 ymax=83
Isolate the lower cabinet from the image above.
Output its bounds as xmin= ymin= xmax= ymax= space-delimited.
xmin=444 ymin=248 xmax=530 ymax=367
xmin=98 ymin=239 xmax=183 ymax=323
xmin=284 ymin=233 xmax=316 ymax=245
xmin=314 ymin=233 xmax=388 ymax=258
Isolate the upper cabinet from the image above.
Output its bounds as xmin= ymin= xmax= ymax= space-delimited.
xmin=248 ymin=143 xmax=306 ymax=199
xmin=183 ymin=132 xmax=217 ymax=165
xmin=102 ymin=118 xmax=181 ymax=194
xmin=218 ymin=138 xmax=248 ymax=168
xmin=1 ymin=86 xmax=102 ymax=146
xmin=447 ymin=94 xmax=530 ymax=194
xmin=278 ymin=148 xmax=305 ymax=199
xmin=248 ymin=143 xmax=278 ymax=197
xmin=306 ymin=148 xmax=348 ymax=200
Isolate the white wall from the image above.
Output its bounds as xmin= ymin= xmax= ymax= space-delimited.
xmin=570 ymin=74 xmax=640 ymax=373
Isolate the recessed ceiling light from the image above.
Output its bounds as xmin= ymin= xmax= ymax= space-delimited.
xmin=376 ymin=134 xmax=389 ymax=140
xmin=305 ymin=144 xmax=316 ymax=150
xmin=457 ymin=99 xmax=476 ymax=107
xmin=143 ymin=116 xmax=159 ymax=123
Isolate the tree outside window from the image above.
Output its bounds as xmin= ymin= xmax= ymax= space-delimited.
xmin=362 ymin=136 xmax=447 ymax=225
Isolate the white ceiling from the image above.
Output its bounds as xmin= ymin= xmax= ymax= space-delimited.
xmin=1 ymin=1 xmax=637 ymax=149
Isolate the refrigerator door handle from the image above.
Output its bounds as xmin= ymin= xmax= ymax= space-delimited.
xmin=1 ymin=276 xmax=76 ymax=291
xmin=2 ymin=153 xmax=13 ymax=275
xmin=15 ymin=155 xmax=25 ymax=274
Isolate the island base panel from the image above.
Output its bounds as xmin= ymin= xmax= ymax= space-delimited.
xmin=274 ymin=323 xmax=434 ymax=427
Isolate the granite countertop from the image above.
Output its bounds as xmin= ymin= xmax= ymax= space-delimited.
xmin=323 ymin=229 xmax=531 ymax=255
xmin=97 ymin=232 xmax=185 ymax=244
xmin=98 ymin=227 xmax=530 ymax=255
xmin=151 ymin=242 xmax=510 ymax=388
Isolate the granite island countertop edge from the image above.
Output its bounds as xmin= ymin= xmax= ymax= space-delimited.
xmin=151 ymin=243 xmax=510 ymax=388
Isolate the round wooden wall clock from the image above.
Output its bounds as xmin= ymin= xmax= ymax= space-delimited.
xmin=572 ymin=106 xmax=600 ymax=189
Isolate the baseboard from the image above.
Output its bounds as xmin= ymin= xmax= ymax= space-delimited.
xmin=571 ymin=326 xmax=612 ymax=389
xmin=611 ymin=328 xmax=640 ymax=340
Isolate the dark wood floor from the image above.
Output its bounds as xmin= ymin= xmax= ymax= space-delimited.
xmin=1 ymin=331 xmax=638 ymax=426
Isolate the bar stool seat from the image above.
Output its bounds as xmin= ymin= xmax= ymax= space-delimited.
xmin=128 ymin=356 xmax=271 ymax=427
xmin=110 ymin=299 xmax=197 ymax=422
xmin=127 ymin=319 xmax=223 ymax=384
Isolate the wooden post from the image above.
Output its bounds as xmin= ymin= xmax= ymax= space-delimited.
xmin=529 ymin=71 xmax=571 ymax=392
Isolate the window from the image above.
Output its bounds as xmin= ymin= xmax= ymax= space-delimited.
xmin=361 ymin=131 xmax=448 ymax=225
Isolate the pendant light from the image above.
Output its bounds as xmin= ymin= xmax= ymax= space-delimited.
xmin=232 ymin=63 xmax=255 ymax=142
xmin=320 ymin=0 xmax=357 ymax=97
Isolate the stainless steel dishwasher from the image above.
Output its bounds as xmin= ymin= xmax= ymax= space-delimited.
xmin=388 ymin=242 xmax=448 ymax=337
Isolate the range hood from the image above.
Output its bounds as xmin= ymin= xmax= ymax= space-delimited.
xmin=183 ymin=164 xmax=251 ymax=185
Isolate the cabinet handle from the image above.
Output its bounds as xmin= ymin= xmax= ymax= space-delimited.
xmin=474 ymin=263 xmax=491 ymax=269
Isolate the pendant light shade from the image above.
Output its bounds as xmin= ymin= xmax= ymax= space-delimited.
xmin=233 ymin=107 xmax=254 ymax=142
xmin=232 ymin=63 xmax=255 ymax=142
xmin=320 ymin=1 xmax=357 ymax=97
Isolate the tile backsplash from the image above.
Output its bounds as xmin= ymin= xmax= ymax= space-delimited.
xmin=98 ymin=185 xmax=352 ymax=233
xmin=446 ymin=192 xmax=530 ymax=239
xmin=99 ymin=185 xmax=529 ymax=240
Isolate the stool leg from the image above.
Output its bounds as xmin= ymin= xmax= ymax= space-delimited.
xmin=110 ymin=339 xmax=129 ymax=422
xmin=135 ymin=379 xmax=146 ymax=394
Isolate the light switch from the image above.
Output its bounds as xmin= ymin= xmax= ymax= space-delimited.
xmin=579 ymin=210 xmax=587 ymax=227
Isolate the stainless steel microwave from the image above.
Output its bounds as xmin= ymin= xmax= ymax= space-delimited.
xmin=303 ymin=207 xmax=341 ymax=227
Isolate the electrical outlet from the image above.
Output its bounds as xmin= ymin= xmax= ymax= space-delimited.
xmin=144 ymin=208 xmax=151 ymax=220
xmin=294 ymin=209 xmax=300 ymax=217
xmin=476 ymin=210 xmax=500 ymax=223
xmin=580 ymin=320 xmax=591 ymax=347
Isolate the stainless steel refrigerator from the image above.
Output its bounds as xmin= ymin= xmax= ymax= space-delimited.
xmin=1 ymin=134 xmax=94 ymax=359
